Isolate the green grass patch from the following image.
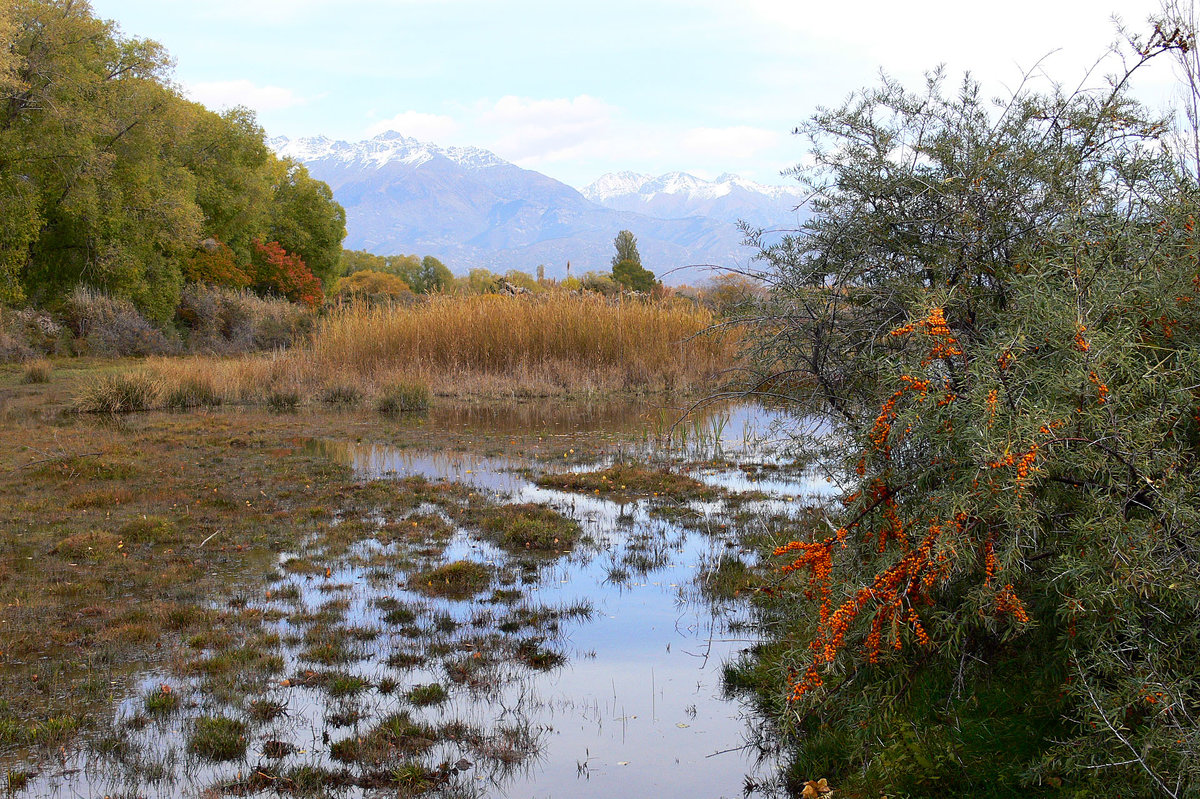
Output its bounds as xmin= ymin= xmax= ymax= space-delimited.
xmin=188 ymin=716 xmax=247 ymax=762
xmin=377 ymin=382 xmax=430 ymax=415
xmin=408 ymin=560 xmax=492 ymax=600
xmin=143 ymin=685 xmax=180 ymax=716
xmin=329 ymin=711 xmax=436 ymax=764
xmin=404 ymin=682 xmax=448 ymax=706
xmin=464 ymin=502 xmax=580 ymax=553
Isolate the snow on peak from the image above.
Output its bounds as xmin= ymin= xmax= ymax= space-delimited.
xmin=581 ymin=171 xmax=653 ymax=202
xmin=583 ymin=170 xmax=803 ymax=204
xmin=269 ymin=131 xmax=509 ymax=171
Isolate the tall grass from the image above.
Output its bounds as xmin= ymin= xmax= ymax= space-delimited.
xmin=309 ymin=293 xmax=732 ymax=386
xmin=144 ymin=293 xmax=735 ymax=403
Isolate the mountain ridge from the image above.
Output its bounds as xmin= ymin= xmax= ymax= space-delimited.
xmin=272 ymin=132 xmax=800 ymax=282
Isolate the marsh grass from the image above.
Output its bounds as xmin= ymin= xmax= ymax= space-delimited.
xmin=464 ymin=503 xmax=580 ymax=553
xmin=319 ymin=383 xmax=363 ymax=406
xmin=377 ymin=381 xmax=430 ymax=415
xmin=74 ymin=371 xmax=162 ymax=413
xmin=20 ymin=359 xmax=52 ymax=384
xmin=405 ymin=683 xmax=448 ymax=706
xmin=141 ymin=293 xmax=735 ymax=404
xmin=408 ymin=561 xmax=492 ymax=599
xmin=538 ymin=461 xmax=719 ymax=502
xmin=187 ymin=716 xmax=247 ymax=761
xmin=163 ymin=376 xmax=222 ymax=409
xmin=266 ymin=388 xmax=300 ymax=412
xmin=142 ymin=685 xmax=180 ymax=716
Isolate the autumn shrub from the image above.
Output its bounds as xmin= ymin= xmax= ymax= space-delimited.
xmin=182 ymin=238 xmax=251 ymax=289
xmin=62 ymin=288 xmax=177 ymax=357
xmin=737 ymin=38 xmax=1200 ymax=797
xmin=251 ymin=240 xmax=323 ymax=309
xmin=176 ymin=283 xmax=313 ymax=353
xmin=335 ymin=270 xmax=415 ymax=305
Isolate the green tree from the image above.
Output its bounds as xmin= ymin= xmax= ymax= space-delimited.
xmin=3 ymin=2 xmax=200 ymax=319
xmin=179 ymin=104 xmax=273 ymax=272
xmin=464 ymin=267 xmax=500 ymax=294
xmin=612 ymin=259 xmax=656 ymax=292
xmin=738 ymin=34 xmax=1200 ymax=796
xmin=611 ymin=229 xmax=641 ymax=268
xmin=339 ymin=249 xmax=390 ymax=277
xmin=267 ymin=160 xmax=346 ymax=289
xmin=503 ymin=269 xmax=540 ymax=292
xmin=417 ymin=255 xmax=453 ymax=293
xmin=0 ymin=1 xmax=347 ymax=318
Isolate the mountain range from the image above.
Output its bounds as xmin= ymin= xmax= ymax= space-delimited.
xmin=271 ymin=132 xmax=805 ymax=283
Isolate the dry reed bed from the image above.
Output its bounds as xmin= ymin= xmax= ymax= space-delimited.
xmin=140 ymin=294 xmax=735 ymax=404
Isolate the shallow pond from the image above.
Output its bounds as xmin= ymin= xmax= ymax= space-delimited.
xmin=23 ymin=401 xmax=827 ymax=798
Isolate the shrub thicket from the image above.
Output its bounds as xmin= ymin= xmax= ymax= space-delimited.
xmin=738 ymin=32 xmax=1200 ymax=797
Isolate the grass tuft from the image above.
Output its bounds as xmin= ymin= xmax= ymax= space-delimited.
xmin=188 ymin=716 xmax=247 ymax=761
xmin=377 ymin=381 xmax=430 ymax=415
xmin=266 ymin=388 xmax=300 ymax=412
xmin=405 ymin=682 xmax=448 ymax=706
xmin=408 ymin=560 xmax=492 ymax=600
xmin=164 ymin=376 xmax=222 ymax=409
xmin=319 ymin=383 xmax=363 ymax=406
xmin=143 ymin=684 xmax=180 ymax=716
xmin=20 ymin=358 xmax=52 ymax=384
xmin=73 ymin=371 xmax=162 ymax=413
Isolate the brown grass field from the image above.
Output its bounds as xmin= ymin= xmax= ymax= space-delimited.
xmin=140 ymin=293 xmax=736 ymax=406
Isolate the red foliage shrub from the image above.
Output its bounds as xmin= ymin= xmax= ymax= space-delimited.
xmin=183 ymin=239 xmax=251 ymax=289
xmin=251 ymin=240 xmax=323 ymax=309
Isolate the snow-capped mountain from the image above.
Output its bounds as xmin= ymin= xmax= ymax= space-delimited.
xmin=582 ymin=171 xmax=805 ymax=228
xmin=272 ymin=132 xmax=788 ymax=280
xmin=271 ymin=131 xmax=507 ymax=172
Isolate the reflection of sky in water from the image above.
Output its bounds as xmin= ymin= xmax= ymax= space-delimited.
xmin=312 ymin=407 xmax=815 ymax=798
xmin=31 ymin=403 xmax=816 ymax=798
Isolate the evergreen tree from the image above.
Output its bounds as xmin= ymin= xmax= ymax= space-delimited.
xmin=611 ymin=229 xmax=641 ymax=268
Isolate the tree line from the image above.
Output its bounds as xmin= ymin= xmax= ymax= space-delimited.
xmin=335 ymin=229 xmax=660 ymax=302
xmin=0 ymin=0 xmax=346 ymax=321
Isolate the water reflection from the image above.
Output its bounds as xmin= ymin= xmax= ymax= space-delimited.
xmin=28 ymin=402 xmax=823 ymax=798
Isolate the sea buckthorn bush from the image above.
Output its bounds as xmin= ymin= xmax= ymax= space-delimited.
xmin=736 ymin=29 xmax=1200 ymax=797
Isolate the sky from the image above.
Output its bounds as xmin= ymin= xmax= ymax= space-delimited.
xmin=89 ymin=0 xmax=1180 ymax=189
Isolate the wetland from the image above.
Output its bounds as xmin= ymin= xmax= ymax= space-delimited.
xmin=0 ymin=366 xmax=830 ymax=798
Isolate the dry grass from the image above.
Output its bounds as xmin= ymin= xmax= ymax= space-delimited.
xmin=142 ymin=293 xmax=735 ymax=404
xmin=20 ymin=359 xmax=52 ymax=384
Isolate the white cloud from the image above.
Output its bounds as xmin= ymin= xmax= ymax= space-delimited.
xmin=681 ymin=126 xmax=781 ymax=160
xmin=186 ymin=79 xmax=307 ymax=111
xmin=365 ymin=111 xmax=459 ymax=141
xmin=479 ymin=95 xmax=621 ymax=163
